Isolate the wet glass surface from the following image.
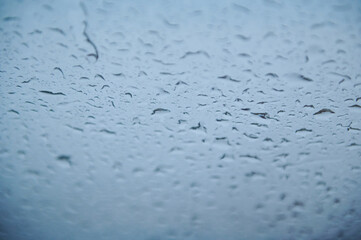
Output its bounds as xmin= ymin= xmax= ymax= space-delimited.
xmin=0 ymin=0 xmax=361 ymax=239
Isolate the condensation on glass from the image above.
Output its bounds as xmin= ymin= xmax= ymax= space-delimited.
xmin=0 ymin=0 xmax=360 ymax=239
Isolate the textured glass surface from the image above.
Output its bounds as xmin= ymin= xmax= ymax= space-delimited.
xmin=1 ymin=0 xmax=361 ymax=239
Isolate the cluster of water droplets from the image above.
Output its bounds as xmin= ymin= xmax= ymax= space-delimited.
xmin=0 ymin=0 xmax=360 ymax=239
